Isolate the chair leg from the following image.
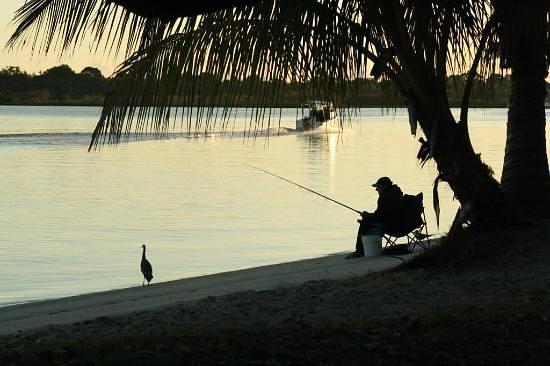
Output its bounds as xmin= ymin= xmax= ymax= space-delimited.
xmin=408 ymin=234 xmax=419 ymax=252
xmin=408 ymin=229 xmax=430 ymax=252
xmin=383 ymin=235 xmax=398 ymax=249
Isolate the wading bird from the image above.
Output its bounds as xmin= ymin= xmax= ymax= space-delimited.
xmin=140 ymin=244 xmax=153 ymax=286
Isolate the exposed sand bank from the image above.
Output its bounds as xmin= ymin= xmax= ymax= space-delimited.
xmin=0 ymin=250 xmax=414 ymax=336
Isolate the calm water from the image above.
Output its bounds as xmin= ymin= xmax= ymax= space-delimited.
xmin=1 ymin=106 xmax=548 ymax=306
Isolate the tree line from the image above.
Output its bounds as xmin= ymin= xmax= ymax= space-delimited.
xmin=1 ymin=64 xmax=540 ymax=107
xmin=0 ymin=65 xmax=107 ymax=105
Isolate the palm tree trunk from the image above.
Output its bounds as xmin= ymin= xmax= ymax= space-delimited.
xmin=416 ymin=103 xmax=512 ymax=230
xmin=374 ymin=1 xmax=515 ymax=231
xmin=500 ymin=40 xmax=550 ymax=217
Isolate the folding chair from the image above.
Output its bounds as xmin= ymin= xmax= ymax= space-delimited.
xmin=382 ymin=193 xmax=431 ymax=253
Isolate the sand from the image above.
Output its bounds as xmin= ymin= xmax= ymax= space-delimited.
xmin=2 ymin=226 xmax=549 ymax=365
xmin=0 ymin=250 xmax=414 ymax=336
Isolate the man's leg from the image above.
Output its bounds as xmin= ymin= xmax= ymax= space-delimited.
xmin=355 ymin=222 xmax=366 ymax=254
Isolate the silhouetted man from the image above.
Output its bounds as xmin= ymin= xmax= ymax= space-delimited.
xmin=346 ymin=176 xmax=403 ymax=259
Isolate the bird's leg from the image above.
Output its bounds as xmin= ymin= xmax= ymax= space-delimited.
xmin=142 ymin=279 xmax=145 ymax=286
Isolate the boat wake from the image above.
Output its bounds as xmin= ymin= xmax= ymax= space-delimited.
xmin=0 ymin=126 xmax=334 ymax=147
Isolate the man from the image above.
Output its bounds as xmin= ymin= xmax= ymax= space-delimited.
xmin=345 ymin=176 xmax=403 ymax=259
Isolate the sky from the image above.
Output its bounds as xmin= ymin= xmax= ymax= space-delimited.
xmin=0 ymin=1 xmax=119 ymax=76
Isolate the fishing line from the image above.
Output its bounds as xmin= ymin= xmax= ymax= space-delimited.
xmin=244 ymin=163 xmax=362 ymax=214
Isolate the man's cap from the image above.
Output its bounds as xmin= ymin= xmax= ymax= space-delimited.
xmin=372 ymin=176 xmax=393 ymax=187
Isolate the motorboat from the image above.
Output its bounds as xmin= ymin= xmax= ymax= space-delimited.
xmin=296 ymin=100 xmax=338 ymax=131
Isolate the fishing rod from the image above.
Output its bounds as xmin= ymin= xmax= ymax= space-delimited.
xmin=245 ymin=163 xmax=362 ymax=215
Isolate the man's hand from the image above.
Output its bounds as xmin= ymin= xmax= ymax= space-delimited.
xmin=357 ymin=211 xmax=369 ymax=224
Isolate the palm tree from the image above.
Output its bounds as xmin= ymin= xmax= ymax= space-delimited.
xmin=9 ymin=0 xmax=540 ymax=229
xmin=494 ymin=0 xmax=550 ymax=217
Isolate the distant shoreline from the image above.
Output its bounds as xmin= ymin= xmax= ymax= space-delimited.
xmin=2 ymin=65 xmax=548 ymax=110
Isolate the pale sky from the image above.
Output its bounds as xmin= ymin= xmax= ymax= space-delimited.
xmin=0 ymin=1 xmax=119 ymax=75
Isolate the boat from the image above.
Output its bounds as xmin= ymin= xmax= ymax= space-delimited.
xmin=296 ymin=100 xmax=338 ymax=132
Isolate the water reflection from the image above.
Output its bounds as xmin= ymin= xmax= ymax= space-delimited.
xmin=295 ymin=131 xmax=346 ymax=195
xmin=296 ymin=131 xmax=342 ymax=152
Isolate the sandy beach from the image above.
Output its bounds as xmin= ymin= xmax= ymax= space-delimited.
xmin=0 ymin=249 xmax=413 ymax=336
xmin=1 ymin=225 xmax=549 ymax=365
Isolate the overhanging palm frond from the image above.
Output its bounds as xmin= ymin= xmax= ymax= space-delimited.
xmin=106 ymin=0 xmax=264 ymax=20
xmin=91 ymin=0 xmax=497 ymax=148
xmin=7 ymin=0 xmax=189 ymax=59
xmin=89 ymin=0 xmax=380 ymax=148
xmin=9 ymin=0 xmax=497 ymax=150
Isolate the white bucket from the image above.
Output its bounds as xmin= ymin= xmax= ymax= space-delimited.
xmin=362 ymin=235 xmax=383 ymax=257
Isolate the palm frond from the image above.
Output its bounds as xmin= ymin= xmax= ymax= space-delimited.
xmin=89 ymin=0 xmax=378 ymax=148
xmin=106 ymin=0 xmax=264 ymax=20
xmin=7 ymin=0 xmax=188 ymax=60
xmin=8 ymin=0 xmax=503 ymax=149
